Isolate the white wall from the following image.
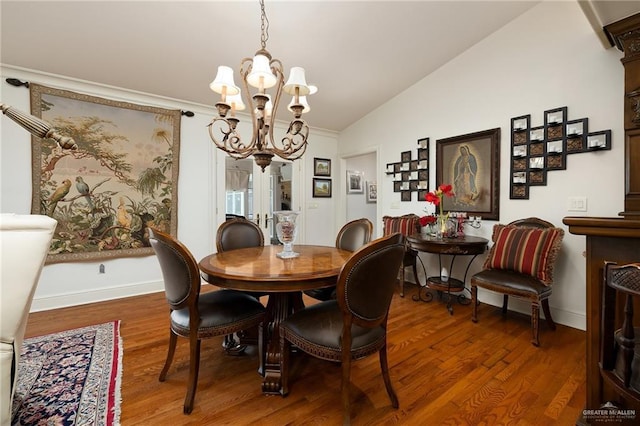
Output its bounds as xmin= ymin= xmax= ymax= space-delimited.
xmin=0 ymin=65 xmax=339 ymax=310
xmin=338 ymin=1 xmax=624 ymax=330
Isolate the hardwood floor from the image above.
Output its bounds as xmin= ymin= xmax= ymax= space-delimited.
xmin=24 ymin=285 xmax=586 ymax=425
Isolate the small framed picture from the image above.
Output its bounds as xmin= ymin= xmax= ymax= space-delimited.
xmin=314 ymin=158 xmax=331 ymax=176
xmin=545 ymin=106 xmax=567 ymax=126
xmin=366 ymin=181 xmax=377 ymax=203
xmin=312 ymin=178 xmax=332 ymax=198
xmin=347 ymin=170 xmax=364 ymax=193
xmin=587 ymin=131 xmax=611 ymax=150
xmin=512 ymin=117 xmax=528 ymax=131
xmin=547 ymin=140 xmax=563 ymax=154
xmin=513 ymin=145 xmax=527 ymax=157
xmin=529 ymin=157 xmax=544 ymax=169
xmin=530 ymin=127 xmax=544 ymax=142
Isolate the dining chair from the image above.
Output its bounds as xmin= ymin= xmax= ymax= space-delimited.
xmin=470 ymin=217 xmax=564 ymax=346
xmin=600 ymin=261 xmax=640 ymax=406
xmin=279 ymin=233 xmax=405 ymax=425
xmin=216 ymin=217 xmax=267 ymax=353
xmin=382 ymin=214 xmax=421 ymax=297
xmin=148 ymin=228 xmax=266 ymax=414
xmin=304 ymin=218 xmax=374 ymax=302
xmin=216 ymin=217 xmax=264 ymax=252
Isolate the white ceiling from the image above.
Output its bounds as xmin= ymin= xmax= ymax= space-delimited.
xmin=2 ymin=1 xmax=639 ymax=133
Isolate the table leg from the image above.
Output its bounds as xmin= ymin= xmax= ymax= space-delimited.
xmin=261 ymin=291 xmax=301 ymax=395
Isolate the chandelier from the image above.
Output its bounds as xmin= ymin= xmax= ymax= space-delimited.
xmin=208 ymin=0 xmax=316 ymax=172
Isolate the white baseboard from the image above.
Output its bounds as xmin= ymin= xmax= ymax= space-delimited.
xmin=30 ymin=280 xmax=164 ymax=312
xmin=477 ymin=293 xmax=586 ymax=331
xmin=406 ymin=275 xmax=586 ymax=332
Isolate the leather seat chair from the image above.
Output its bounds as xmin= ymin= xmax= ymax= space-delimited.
xmin=216 ymin=217 xmax=264 ymax=252
xmin=382 ymin=214 xmax=420 ymax=297
xmin=1 ymin=214 xmax=57 ymax=425
xmin=279 ymin=233 xmax=405 ymax=425
xmin=304 ymin=218 xmax=373 ymax=302
xmin=216 ymin=217 xmax=267 ymax=353
xmin=149 ymin=228 xmax=266 ymax=414
xmin=470 ymin=217 xmax=564 ymax=346
xmin=600 ymin=262 xmax=640 ymax=408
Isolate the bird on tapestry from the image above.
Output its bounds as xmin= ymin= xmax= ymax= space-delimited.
xmin=117 ymin=197 xmax=132 ymax=229
xmin=47 ymin=179 xmax=72 ymax=216
xmin=75 ymin=176 xmax=94 ymax=212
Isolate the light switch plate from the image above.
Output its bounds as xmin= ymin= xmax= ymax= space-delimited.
xmin=567 ymin=196 xmax=587 ymax=212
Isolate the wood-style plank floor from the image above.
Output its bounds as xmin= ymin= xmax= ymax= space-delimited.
xmin=24 ymin=284 xmax=586 ymax=425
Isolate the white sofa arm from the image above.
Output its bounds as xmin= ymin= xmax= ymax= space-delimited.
xmin=0 ymin=214 xmax=56 ymax=424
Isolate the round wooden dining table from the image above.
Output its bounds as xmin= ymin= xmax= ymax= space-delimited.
xmin=198 ymin=244 xmax=352 ymax=395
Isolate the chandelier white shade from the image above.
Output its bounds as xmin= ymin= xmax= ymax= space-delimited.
xmin=246 ymin=54 xmax=277 ymax=89
xmin=207 ymin=0 xmax=316 ymax=171
xmin=209 ymin=66 xmax=239 ymax=97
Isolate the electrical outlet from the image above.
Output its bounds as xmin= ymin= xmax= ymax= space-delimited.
xmin=391 ymin=202 xmax=400 ymax=209
xmin=99 ymin=264 xmax=105 ymax=274
xmin=567 ymin=196 xmax=587 ymax=212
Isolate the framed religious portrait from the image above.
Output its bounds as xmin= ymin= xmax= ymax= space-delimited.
xmin=436 ymin=128 xmax=500 ymax=220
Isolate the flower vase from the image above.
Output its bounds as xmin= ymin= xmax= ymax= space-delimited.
xmin=274 ymin=210 xmax=299 ymax=258
xmin=435 ymin=215 xmax=448 ymax=239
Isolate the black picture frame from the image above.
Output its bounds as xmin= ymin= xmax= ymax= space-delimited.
xmin=313 ymin=158 xmax=331 ymax=176
xmin=312 ymin=178 xmax=332 ymax=198
xmin=436 ymin=128 xmax=501 ymax=220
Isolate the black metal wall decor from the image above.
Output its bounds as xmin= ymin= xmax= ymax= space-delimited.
xmin=386 ymin=137 xmax=429 ymax=202
xmin=510 ymin=107 xmax=611 ymax=199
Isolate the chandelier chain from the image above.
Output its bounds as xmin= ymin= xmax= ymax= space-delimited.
xmin=260 ymin=0 xmax=269 ymax=50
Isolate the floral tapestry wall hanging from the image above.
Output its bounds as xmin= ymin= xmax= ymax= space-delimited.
xmin=30 ymin=84 xmax=181 ymax=263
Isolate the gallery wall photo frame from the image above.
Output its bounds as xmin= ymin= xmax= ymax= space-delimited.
xmin=313 ymin=157 xmax=331 ymax=176
xmin=29 ymin=83 xmax=181 ymax=264
xmin=366 ymin=181 xmax=377 ymax=203
xmin=312 ymin=178 xmax=332 ymax=198
xmin=346 ymin=170 xmax=364 ymax=193
xmin=436 ymin=127 xmax=501 ymax=220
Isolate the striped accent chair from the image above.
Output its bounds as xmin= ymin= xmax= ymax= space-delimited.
xmin=470 ymin=217 xmax=564 ymax=346
xmin=382 ymin=214 xmax=420 ymax=297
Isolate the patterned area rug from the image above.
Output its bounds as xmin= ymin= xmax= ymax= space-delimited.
xmin=11 ymin=321 xmax=122 ymax=425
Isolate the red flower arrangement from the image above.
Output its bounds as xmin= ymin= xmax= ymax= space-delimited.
xmin=419 ymin=215 xmax=436 ymax=227
xmin=425 ymin=184 xmax=455 ymax=211
xmin=421 ymin=184 xmax=455 ymax=234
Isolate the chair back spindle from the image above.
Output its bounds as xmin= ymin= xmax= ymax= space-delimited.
xmin=602 ymin=262 xmax=640 ymax=395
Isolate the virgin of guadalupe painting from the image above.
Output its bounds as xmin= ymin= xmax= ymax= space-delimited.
xmin=436 ymin=128 xmax=500 ymax=220
xmin=30 ymin=84 xmax=181 ymax=263
xmin=453 ymin=145 xmax=479 ymax=206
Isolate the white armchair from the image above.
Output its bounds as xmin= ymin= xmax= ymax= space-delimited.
xmin=0 ymin=214 xmax=56 ymax=425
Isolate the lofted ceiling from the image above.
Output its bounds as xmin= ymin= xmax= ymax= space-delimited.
xmin=1 ymin=1 xmax=639 ymax=133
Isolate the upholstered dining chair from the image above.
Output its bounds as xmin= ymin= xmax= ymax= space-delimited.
xmin=0 ymin=214 xmax=57 ymax=426
xmin=148 ymin=228 xmax=266 ymax=414
xmin=470 ymin=217 xmax=564 ymax=346
xmin=304 ymin=218 xmax=374 ymax=302
xmin=216 ymin=217 xmax=267 ymax=352
xmin=216 ymin=217 xmax=264 ymax=253
xmin=382 ymin=214 xmax=421 ymax=297
xmin=279 ymin=233 xmax=405 ymax=425
xmin=600 ymin=261 xmax=640 ymax=405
